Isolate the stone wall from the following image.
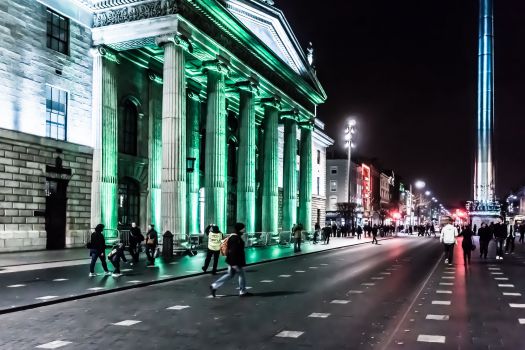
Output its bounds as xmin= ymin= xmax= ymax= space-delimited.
xmin=0 ymin=129 xmax=92 ymax=252
xmin=311 ymin=195 xmax=326 ymax=229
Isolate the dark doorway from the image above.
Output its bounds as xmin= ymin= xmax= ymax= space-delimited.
xmin=45 ymin=179 xmax=68 ymax=249
xmin=118 ymin=177 xmax=140 ymax=228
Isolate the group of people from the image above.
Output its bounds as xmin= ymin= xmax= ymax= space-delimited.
xmin=88 ymin=223 xmax=159 ymax=277
xmin=440 ymin=217 xmax=521 ymax=266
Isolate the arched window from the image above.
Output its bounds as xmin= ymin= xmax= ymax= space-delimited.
xmin=120 ymin=99 xmax=138 ymax=155
xmin=118 ymin=177 xmax=140 ymax=228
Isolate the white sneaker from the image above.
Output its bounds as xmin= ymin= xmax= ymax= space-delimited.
xmin=104 ymin=271 xmax=112 ymax=276
xmin=89 ymin=273 xmax=97 ymax=277
xmin=112 ymin=273 xmax=122 ymax=277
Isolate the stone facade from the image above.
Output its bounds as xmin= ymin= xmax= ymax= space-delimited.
xmin=0 ymin=129 xmax=92 ymax=252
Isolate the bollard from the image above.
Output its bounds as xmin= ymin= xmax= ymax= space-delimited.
xmin=162 ymin=231 xmax=174 ymax=259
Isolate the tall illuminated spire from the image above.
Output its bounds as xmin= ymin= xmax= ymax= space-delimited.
xmin=474 ymin=0 xmax=495 ymax=202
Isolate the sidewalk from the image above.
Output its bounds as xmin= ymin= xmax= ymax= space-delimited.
xmin=0 ymin=236 xmax=390 ymax=314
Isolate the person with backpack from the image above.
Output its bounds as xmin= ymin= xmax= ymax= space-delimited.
xmin=108 ymin=242 xmax=128 ymax=277
xmin=210 ymin=223 xmax=250 ymax=297
xmin=145 ymin=224 xmax=158 ymax=266
xmin=202 ymin=224 xmax=222 ymax=274
xmin=88 ymin=224 xmax=111 ymax=277
xmin=129 ymin=222 xmax=144 ymax=265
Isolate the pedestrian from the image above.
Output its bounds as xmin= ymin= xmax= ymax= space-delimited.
xmin=478 ymin=222 xmax=491 ymax=259
xmin=88 ymin=224 xmax=111 ymax=277
xmin=331 ymin=222 xmax=338 ymax=238
xmin=460 ymin=226 xmax=474 ymax=265
xmin=293 ymin=223 xmax=303 ymax=252
xmin=108 ymin=242 xmax=128 ymax=277
xmin=313 ymin=222 xmax=320 ymax=244
xmin=519 ymin=223 xmax=525 ymax=244
xmin=202 ymin=224 xmax=222 ymax=274
xmin=356 ymin=225 xmax=363 ymax=239
xmin=210 ymin=223 xmax=251 ymax=297
xmin=129 ymin=222 xmax=144 ymax=264
xmin=440 ymin=218 xmax=458 ymax=265
xmin=494 ymin=218 xmax=507 ymax=260
xmin=145 ymin=224 xmax=158 ymax=266
xmin=371 ymin=224 xmax=378 ymax=244
xmin=505 ymin=222 xmax=515 ymax=254
xmin=323 ymin=224 xmax=331 ymax=244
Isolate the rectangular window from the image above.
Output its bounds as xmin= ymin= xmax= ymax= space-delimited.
xmin=330 ymin=166 xmax=338 ymax=175
xmin=296 ymin=139 xmax=301 ymax=156
xmin=317 ymin=150 xmax=321 ymax=164
xmin=330 ymin=180 xmax=337 ymax=192
xmin=46 ymin=8 xmax=69 ymax=55
xmin=317 ymin=176 xmax=320 ymax=195
xmin=46 ymin=85 xmax=67 ymax=141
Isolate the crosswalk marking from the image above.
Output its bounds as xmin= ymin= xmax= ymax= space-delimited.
xmin=417 ymin=335 xmax=446 ymax=343
xmin=494 ymin=277 xmax=509 ymax=280
xmin=275 ymin=330 xmax=304 ymax=338
xmin=498 ymin=284 xmax=514 ymax=288
xmin=441 ymin=276 xmax=454 ymax=279
xmin=167 ymin=305 xmax=190 ymax=310
xmin=36 ymin=340 xmax=72 ymax=349
xmin=362 ymin=283 xmax=375 ymax=286
xmin=425 ymin=314 xmax=450 ymax=321
xmin=439 ymin=282 xmax=454 ymax=286
xmin=436 ymin=290 xmax=452 ymax=294
xmin=432 ymin=300 xmax=451 ymax=305
xmin=308 ymin=313 xmax=330 ymax=318
xmin=330 ymin=300 xmax=350 ymax=304
xmin=509 ymin=304 xmax=525 ymax=308
xmin=503 ymin=292 xmax=521 ymax=296
xmin=112 ymin=320 xmax=141 ymax=326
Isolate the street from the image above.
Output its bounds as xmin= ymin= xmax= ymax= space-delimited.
xmin=2 ymin=236 xmax=525 ymax=349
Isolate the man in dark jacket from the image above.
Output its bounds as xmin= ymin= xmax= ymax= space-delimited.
xmin=145 ymin=224 xmax=158 ymax=266
xmin=129 ymin=222 xmax=144 ymax=264
xmin=478 ymin=222 xmax=491 ymax=259
xmin=210 ymin=222 xmax=249 ymax=297
xmin=494 ymin=219 xmax=507 ymax=260
xmin=88 ymin=224 xmax=111 ymax=277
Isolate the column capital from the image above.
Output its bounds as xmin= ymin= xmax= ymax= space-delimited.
xmin=155 ymin=34 xmax=193 ymax=52
xmin=90 ymin=46 xmax=120 ymax=64
xmin=279 ymin=108 xmax=299 ymax=121
xmin=187 ymin=89 xmax=201 ymax=102
xmin=235 ymin=77 xmax=260 ymax=95
xmin=298 ymin=117 xmax=315 ymax=130
xmin=260 ymin=96 xmax=281 ymax=111
xmin=148 ymin=70 xmax=163 ymax=85
xmin=202 ymin=57 xmax=230 ymax=76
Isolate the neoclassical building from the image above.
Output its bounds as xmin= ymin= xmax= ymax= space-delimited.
xmin=0 ymin=0 xmax=331 ymax=251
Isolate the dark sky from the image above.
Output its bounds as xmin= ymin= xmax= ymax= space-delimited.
xmin=276 ymin=0 xmax=525 ymax=207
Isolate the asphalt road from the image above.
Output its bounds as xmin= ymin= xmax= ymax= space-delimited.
xmin=2 ymin=236 xmax=525 ymax=350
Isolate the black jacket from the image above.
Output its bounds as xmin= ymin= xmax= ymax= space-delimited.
xmin=146 ymin=229 xmax=158 ymax=246
xmin=90 ymin=231 xmax=106 ymax=252
xmin=226 ymin=234 xmax=246 ymax=267
xmin=478 ymin=227 xmax=492 ymax=242
xmin=460 ymin=229 xmax=474 ymax=249
xmin=494 ymin=223 xmax=507 ymax=240
xmin=129 ymin=227 xmax=144 ymax=245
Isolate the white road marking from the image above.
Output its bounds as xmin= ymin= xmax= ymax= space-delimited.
xmin=380 ymin=272 xmax=392 ymax=275
xmin=362 ymin=283 xmax=375 ymax=286
xmin=320 ymin=263 xmax=329 ymax=266
xmin=127 ymin=280 xmax=142 ymax=283
xmin=494 ymin=277 xmax=509 ymax=280
xmin=159 ymin=275 xmax=174 ymax=278
xmin=167 ymin=305 xmax=190 ymax=310
xmin=425 ymin=314 xmax=450 ymax=321
xmin=236 ymin=286 xmax=253 ymax=290
xmin=436 ymin=290 xmax=452 ymax=294
xmin=121 ymin=269 xmax=133 ymax=272
xmin=169 ymin=262 xmax=178 ymax=265
xmin=87 ymin=287 xmax=105 ymax=291
xmin=348 ymin=290 xmax=363 ymax=294
xmin=417 ymin=335 xmax=446 ymax=343
xmin=7 ymin=284 xmax=26 ymax=288
xmin=205 ymin=294 xmax=225 ymax=298
xmin=112 ymin=320 xmax=141 ymax=326
xmin=503 ymin=292 xmax=522 ymax=296
xmin=36 ymin=340 xmax=72 ymax=349
xmin=35 ymin=296 xmax=58 ymax=300
xmin=331 ymin=300 xmax=350 ymax=304
xmin=260 ymin=280 xmax=273 ymax=283
xmin=443 ymin=271 xmax=455 ymax=274
xmin=441 ymin=276 xmax=454 ymax=279
xmin=488 ymin=267 xmax=500 ymax=270
xmin=519 ymin=319 xmax=525 ymax=324
xmin=279 ymin=275 xmax=291 ymax=278
xmin=498 ymin=284 xmax=515 ymax=288
xmin=308 ymin=313 xmax=330 ymax=318
xmin=275 ymin=330 xmax=304 ymax=338
xmin=186 ymin=270 xmax=199 ymax=273
xmin=432 ymin=301 xmax=451 ymax=305
xmin=295 ymin=270 xmax=306 ymax=273
xmin=439 ymin=282 xmax=454 ymax=286
xmin=509 ymin=304 xmax=525 ymax=308
xmin=371 ymin=277 xmax=384 ymax=280
xmin=52 ymin=279 xmax=68 ymax=282
xmin=309 ymin=267 xmax=318 ymax=269
xmin=0 ymin=260 xmax=89 ymax=274
xmin=491 ymin=272 xmax=504 ymax=275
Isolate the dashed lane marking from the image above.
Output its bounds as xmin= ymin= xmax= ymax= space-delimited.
xmin=295 ymin=270 xmax=306 ymax=273
xmin=308 ymin=313 xmax=330 ymax=318
xmin=36 ymin=340 xmax=72 ymax=349
xmin=495 ymin=277 xmax=509 ymax=280
xmin=112 ymin=320 xmax=141 ymax=326
xmin=509 ymin=304 xmax=525 ymax=308
xmin=348 ymin=290 xmax=364 ymax=294
xmin=52 ymin=279 xmax=68 ymax=282
xmin=491 ymin=272 xmax=504 ymax=275
xmin=441 ymin=276 xmax=454 ymax=279
xmin=498 ymin=284 xmax=515 ymax=288
xmin=503 ymin=292 xmax=522 ymax=296
xmin=275 ymin=331 xmax=304 ymax=338
xmin=86 ymin=287 xmax=105 ymax=291
xmin=308 ymin=267 xmax=318 ymax=269
xmin=439 ymin=282 xmax=454 ymax=286
xmin=362 ymin=283 xmax=375 ymax=286
xmin=260 ymin=280 xmax=274 ymax=283
xmin=488 ymin=267 xmax=500 ymax=270
xmin=159 ymin=275 xmax=174 ymax=278
xmin=205 ymin=295 xmax=225 ymax=299
xmin=121 ymin=269 xmax=133 ymax=272
xmin=380 ymin=272 xmax=392 ymax=275
xmin=330 ymin=300 xmax=350 ymax=304
xmin=320 ymin=263 xmax=329 ymax=266
xmin=127 ymin=280 xmax=142 ymax=284
xmin=432 ymin=301 xmax=451 ymax=305
xmin=417 ymin=335 xmax=446 ymax=344
xmin=425 ymin=314 xmax=450 ymax=321
xmin=279 ymin=275 xmax=291 ymax=278
xmin=519 ymin=319 xmax=525 ymax=324
xmin=7 ymin=284 xmax=26 ymax=288
xmin=167 ymin=305 xmax=190 ymax=310
xmin=35 ymin=296 xmax=58 ymax=300
xmin=436 ymin=290 xmax=452 ymax=294
xmin=371 ymin=277 xmax=384 ymax=280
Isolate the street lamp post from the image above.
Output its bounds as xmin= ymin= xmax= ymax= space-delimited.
xmin=345 ymin=119 xmax=356 ymax=204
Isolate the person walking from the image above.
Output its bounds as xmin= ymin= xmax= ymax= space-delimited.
xmin=494 ymin=219 xmax=507 ymax=260
xmin=356 ymin=225 xmax=363 ymax=239
xmin=323 ymin=224 xmax=331 ymax=244
xmin=145 ymin=224 xmax=158 ymax=266
xmin=460 ymin=226 xmax=474 ymax=265
xmin=519 ymin=223 xmax=525 ymax=244
xmin=210 ymin=223 xmax=250 ymax=297
xmin=88 ymin=224 xmax=111 ymax=277
xmin=371 ymin=224 xmax=378 ymax=244
xmin=505 ymin=222 xmax=515 ymax=254
xmin=202 ymin=224 xmax=222 ymax=274
xmin=440 ymin=218 xmax=458 ymax=265
xmin=313 ymin=222 xmax=320 ymax=244
xmin=108 ymin=242 xmax=128 ymax=277
xmin=478 ymin=222 xmax=491 ymax=259
xmin=128 ymin=222 xmax=144 ymax=265
xmin=293 ymin=223 xmax=303 ymax=252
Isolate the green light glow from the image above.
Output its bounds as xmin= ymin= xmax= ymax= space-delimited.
xmin=298 ymin=126 xmax=313 ymax=231
xmin=149 ymin=84 xmax=162 ymax=231
xmin=187 ymin=91 xmax=201 ymax=234
xmin=282 ymin=118 xmax=297 ymax=231
xmin=261 ymin=104 xmax=279 ymax=233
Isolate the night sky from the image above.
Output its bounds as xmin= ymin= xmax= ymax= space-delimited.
xmin=276 ymin=0 xmax=525 ymax=207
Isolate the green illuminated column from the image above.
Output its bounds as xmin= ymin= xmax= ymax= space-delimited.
xmin=90 ymin=46 xmax=119 ymax=233
xmin=261 ymin=97 xmax=280 ymax=234
xmin=236 ymin=80 xmax=258 ymax=233
xmin=156 ymin=35 xmax=189 ymax=237
xmin=186 ymin=87 xmax=201 ymax=235
xmin=299 ymin=124 xmax=313 ymax=231
xmin=148 ymin=71 xmax=163 ymax=231
xmin=203 ymin=60 xmax=229 ymax=231
xmin=282 ymin=117 xmax=297 ymax=232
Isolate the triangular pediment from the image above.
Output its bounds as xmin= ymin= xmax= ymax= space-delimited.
xmin=224 ymin=0 xmax=310 ymax=76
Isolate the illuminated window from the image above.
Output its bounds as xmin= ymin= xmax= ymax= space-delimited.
xmin=120 ymin=99 xmax=138 ymax=155
xmin=330 ymin=166 xmax=338 ymax=175
xmin=330 ymin=180 xmax=337 ymax=192
xmin=45 ymin=85 xmax=67 ymax=141
xmin=46 ymin=8 xmax=69 ymax=55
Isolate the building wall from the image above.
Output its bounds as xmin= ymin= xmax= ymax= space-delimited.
xmin=0 ymin=129 xmax=92 ymax=252
xmin=0 ymin=0 xmax=93 ymax=146
xmin=326 ymin=159 xmax=348 ymax=211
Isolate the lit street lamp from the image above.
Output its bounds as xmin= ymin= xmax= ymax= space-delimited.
xmin=345 ymin=119 xmax=357 ymax=204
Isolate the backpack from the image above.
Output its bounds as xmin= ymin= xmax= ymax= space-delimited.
xmin=220 ymin=234 xmax=233 ymax=256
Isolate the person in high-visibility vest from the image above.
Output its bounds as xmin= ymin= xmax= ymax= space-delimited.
xmin=202 ymin=224 xmax=222 ymax=274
